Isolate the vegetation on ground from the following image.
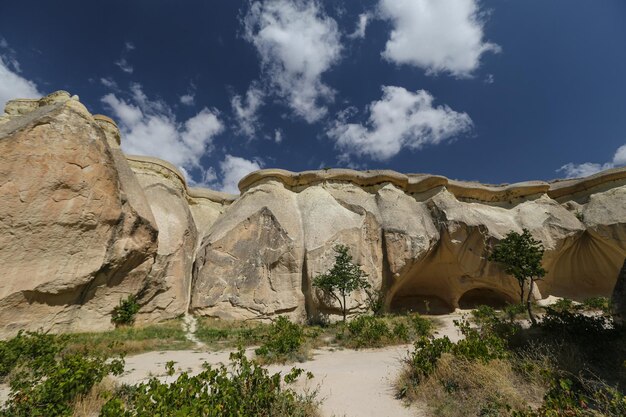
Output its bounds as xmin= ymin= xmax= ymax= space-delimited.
xmin=65 ymin=318 xmax=193 ymax=356
xmin=255 ymin=316 xmax=310 ymax=364
xmin=100 ymin=349 xmax=318 ymax=417
xmin=111 ymin=295 xmax=141 ymax=327
xmin=396 ymin=301 xmax=626 ymax=417
xmin=0 ymin=331 xmax=318 ymax=417
xmin=335 ymin=313 xmax=433 ymax=349
xmin=313 ymin=244 xmax=371 ymax=322
xmin=194 ymin=317 xmax=268 ymax=349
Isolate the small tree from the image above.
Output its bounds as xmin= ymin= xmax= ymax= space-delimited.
xmin=313 ymin=244 xmax=371 ymax=322
xmin=488 ymin=228 xmax=546 ymax=325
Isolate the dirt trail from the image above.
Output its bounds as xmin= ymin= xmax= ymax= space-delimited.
xmin=0 ymin=312 xmax=468 ymax=416
xmin=117 ymin=312 xmax=469 ymax=417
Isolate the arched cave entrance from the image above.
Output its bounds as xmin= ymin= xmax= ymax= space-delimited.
xmin=457 ymin=288 xmax=514 ymax=309
xmin=389 ymin=293 xmax=454 ymax=315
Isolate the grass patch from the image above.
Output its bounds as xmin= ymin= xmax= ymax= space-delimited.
xmin=194 ymin=317 xmax=269 ymax=349
xmin=66 ymin=319 xmax=193 ymax=356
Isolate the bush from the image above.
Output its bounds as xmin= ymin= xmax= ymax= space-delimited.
xmin=549 ymin=298 xmax=574 ymax=312
xmin=345 ymin=315 xmax=392 ymax=348
xmin=100 ymin=349 xmax=318 ymax=417
xmin=255 ymin=316 xmax=306 ymax=363
xmin=111 ymin=295 xmax=140 ymax=326
xmin=409 ymin=313 xmax=433 ymax=337
xmin=580 ymin=296 xmax=610 ymax=313
xmin=0 ymin=331 xmax=68 ymax=381
xmin=0 ymin=331 xmax=124 ymax=417
xmin=399 ymin=309 xmax=626 ymax=417
xmin=335 ymin=314 xmax=433 ymax=349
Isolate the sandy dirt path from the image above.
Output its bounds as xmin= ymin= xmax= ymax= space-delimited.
xmin=0 ymin=312 xmax=470 ymax=415
xmin=116 ymin=312 xmax=469 ymax=417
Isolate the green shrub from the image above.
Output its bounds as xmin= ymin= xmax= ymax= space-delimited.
xmin=0 ymin=331 xmax=124 ymax=417
xmin=580 ymin=296 xmax=610 ymax=313
xmin=406 ymin=336 xmax=454 ymax=385
xmin=392 ymin=322 xmax=409 ymax=342
xmin=453 ymin=319 xmax=509 ymax=362
xmin=345 ymin=315 xmax=391 ymax=348
xmin=101 ymin=350 xmax=317 ymax=417
xmin=255 ymin=316 xmax=305 ymax=363
xmin=111 ymin=295 xmax=140 ymax=326
xmin=549 ymin=298 xmax=574 ymax=312
xmin=0 ymin=331 xmax=68 ymax=381
xmin=409 ymin=313 xmax=433 ymax=337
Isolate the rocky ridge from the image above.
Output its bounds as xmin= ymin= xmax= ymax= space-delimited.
xmin=1 ymin=92 xmax=625 ymax=336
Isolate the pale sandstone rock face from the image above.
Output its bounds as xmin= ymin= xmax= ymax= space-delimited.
xmin=1 ymin=91 xmax=625 ymax=332
xmin=191 ymin=181 xmax=306 ymax=320
xmin=0 ymin=93 xmax=158 ymax=337
xmin=193 ymin=168 xmax=626 ymax=319
xmin=612 ymin=258 xmax=626 ymax=323
xmin=127 ymin=156 xmax=199 ymax=322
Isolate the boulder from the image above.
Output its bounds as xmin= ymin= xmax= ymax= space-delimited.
xmin=0 ymin=92 xmax=158 ymax=337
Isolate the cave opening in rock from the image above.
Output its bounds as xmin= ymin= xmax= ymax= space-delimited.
xmin=457 ymin=288 xmax=514 ymax=309
xmin=388 ymin=294 xmax=454 ymax=315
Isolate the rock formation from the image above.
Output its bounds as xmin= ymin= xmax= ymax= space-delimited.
xmin=612 ymin=258 xmax=626 ymax=323
xmin=1 ymin=91 xmax=625 ymax=336
xmin=0 ymin=92 xmax=158 ymax=336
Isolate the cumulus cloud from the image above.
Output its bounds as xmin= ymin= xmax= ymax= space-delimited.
xmin=0 ymin=54 xmax=42 ymax=108
xmin=557 ymin=144 xmax=626 ymax=178
xmin=243 ymin=0 xmax=342 ymax=123
xmin=328 ymin=86 xmax=473 ymax=160
xmin=379 ymin=0 xmax=500 ymax=77
xmin=218 ymin=154 xmax=262 ymax=193
xmin=348 ymin=13 xmax=370 ymax=39
xmin=101 ymin=84 xmax=223 ymax=182
xmin=179 ymin=93 xmax=195 ymax=106
xmin=231 ymin=84 xmax=264 ymax=137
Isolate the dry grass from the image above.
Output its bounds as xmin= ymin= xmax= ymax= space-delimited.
xmin=71 ymin=377 xmax=116 ymax=417
xmin=397 ymin=353 xmax=547 ymax=416
xmin=66 ymin=319 xmax=193 ymax=356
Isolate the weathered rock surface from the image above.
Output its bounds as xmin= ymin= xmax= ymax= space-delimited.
xmin=193 ymin=168 xmax=626 ymax=318
xmin=1 ymin=91 xmax=625 ymax=334
xmin=0 ymin=92 xmax=158 ymax=337
xmin=611 ymin=258 xmax=626 ymax=323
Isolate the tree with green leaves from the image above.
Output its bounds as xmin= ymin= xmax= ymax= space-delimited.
xmin=488 ymin=228 xmax=546 ymax=325
xmin=313 ymin=244 xmax=371 ymax=322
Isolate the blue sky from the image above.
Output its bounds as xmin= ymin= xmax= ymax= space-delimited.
xmin=1 ymin=0 xmax=625 ymax=193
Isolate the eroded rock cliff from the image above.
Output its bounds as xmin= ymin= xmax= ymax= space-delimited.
xmin=0 ymin=92 xmax=159 ymax=336
xmin=1 ymin=91 xmax=625 ymax=336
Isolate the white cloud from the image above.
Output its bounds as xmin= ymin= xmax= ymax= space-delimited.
xmin=273 ymin=129 xmax=283 ymax=143
xmin=101 ymin=85 xmax=223 ymax=183
xmin=379 ymin=0 xmax=500 ymax=77
xmin=557 ymin=144 xmax=626 ymax=178
xmin=231 ymin=84 xmax=264 ymax=137
xmin=243 ymin=0 xmax=342 ymax=123
xmin=115 ymin=58 xmax=133 ymax=74
xmin=0 ymin=55 xmax=42 ymax=109
xmin=125 ymin=42 xmax=135 ymax=51
xmin=180 ymin=93 xmax=195 ymax=106
xmin=348 ymin=13 xmax=370 ymax=39
xmin=218 ymin=154 xmax=262 ymax=193
xmin=100 ymin=77 xmax=118 ymax=89
xmin=328 ymin=86 xmax=473 ymax=160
